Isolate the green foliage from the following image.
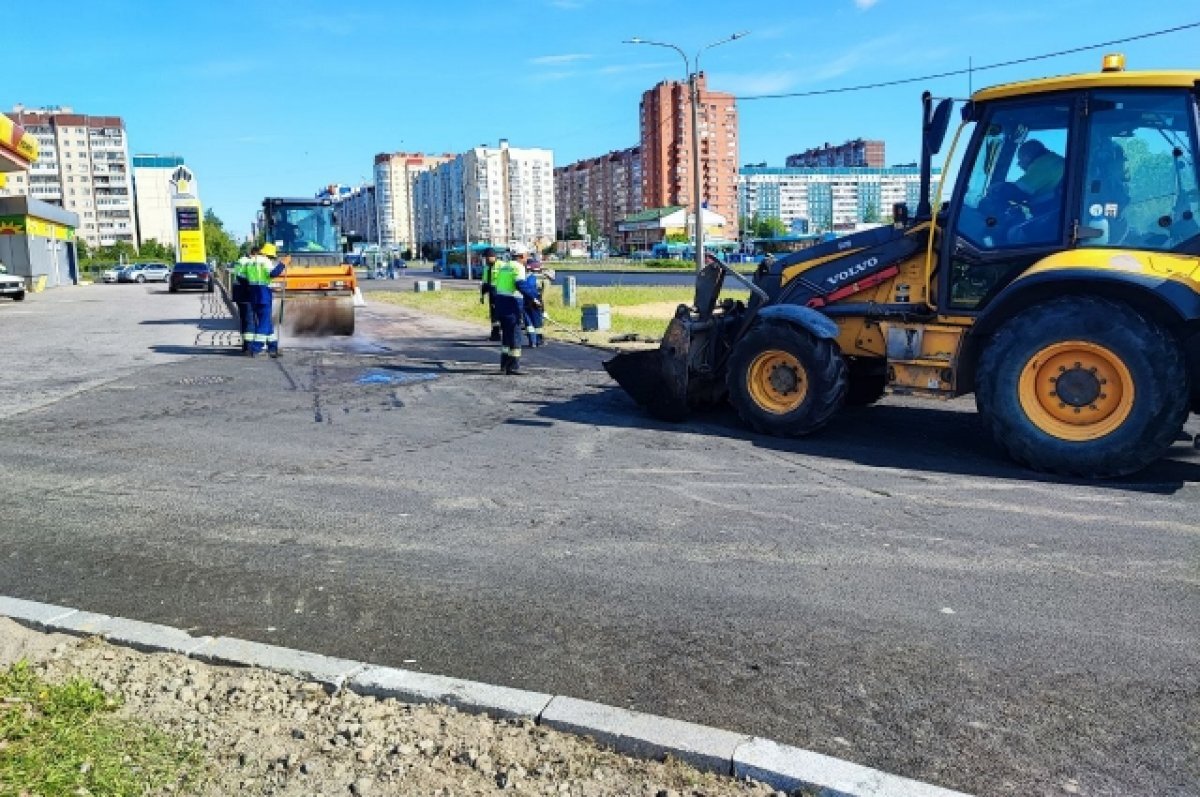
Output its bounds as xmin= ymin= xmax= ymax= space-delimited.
xmin=749 ymin=213 xmax=787 ymax=238
xmin=0 ymin=661 xmax=202 ymax=795
xmin=74 ymin=238 xmax=90 ymax=261
xmin=862 ymin=203 xmax=880 ymax=224
xmin=374 ymin=283 xmax=748 ymax=344
xmin=665 ymin=232 xmax=690 ymax=244
xmin=139 ymin=238 xmax=175 ymax=261
xmin=566 ymin=212 xmax=599 ymax=240
xmin=1119 ymin=137 xmax=1178 ymax=234
xmin=95 ymin=241 xmax=137 ymax=263
xmin=203 ymin=209 xmax=240 ymax=265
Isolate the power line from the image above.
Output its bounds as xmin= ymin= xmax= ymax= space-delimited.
xmin=736 ymin=21 xmax=1200 ymax=101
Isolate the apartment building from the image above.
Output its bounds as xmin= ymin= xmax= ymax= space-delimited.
xmin=132 ymin=155 xmax=199 ymax=248
xmin=2 ymin=105 xmax=137 ymax=248
xmin=553 ymin=146 xmax=642 ymax=245
xmin=786 ymin=139 xmax=885 ymax=168
xmin=413 ymin=140 xmax=555 ymax=252
xmin=738 ymin=166 xmax=938 ymax=233
xmin=374 ymin=152 xmax=454 ymax=253
xmin=639 ymin=73 xmax=739 ymax=234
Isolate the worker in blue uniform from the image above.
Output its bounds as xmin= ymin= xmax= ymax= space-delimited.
xmin=235 ymin=242 xmax=286 ymax=358
xmin=491 ymin=245 xmax=538 ymax=375
xmin=518 ymin=251 xmax=546 ymax=347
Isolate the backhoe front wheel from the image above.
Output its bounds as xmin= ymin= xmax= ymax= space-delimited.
xmin=726 ymin=321 xmax=847 ymax=437
xmin=976 ymin=296 xmax=1188 ymax=478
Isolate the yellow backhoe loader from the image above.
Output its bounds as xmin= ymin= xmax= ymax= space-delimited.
xmin=606 ymin=55 xmax=1200 ymax=477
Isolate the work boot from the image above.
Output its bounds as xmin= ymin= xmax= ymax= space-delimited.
xmin=500 ymin=353 xmax=510 ymax=373
xmin=268 ymin=349 xmax=282 ymax=359
xmin=526 ymin=333 xmax=535 ymax=347
xmin=506 ymin=357 xmax=524 ymax=376
xmin=489 ymin=325 xmax=502 ymax=342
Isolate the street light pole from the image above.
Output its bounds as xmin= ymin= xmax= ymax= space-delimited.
xmin=625 ymin=32 xmax=748 ymax=275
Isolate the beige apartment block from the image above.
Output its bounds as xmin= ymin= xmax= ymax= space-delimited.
xmin=2 ymin=105 xmax=137 ymax=248
xmin=374 ymin=151 xmax=454 ymax=252
xmin=414 ymin=140 xmax=555 ymax=251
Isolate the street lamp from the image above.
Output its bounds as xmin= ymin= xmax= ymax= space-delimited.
xmin=625 ymin=32 xmax=748 ymax=274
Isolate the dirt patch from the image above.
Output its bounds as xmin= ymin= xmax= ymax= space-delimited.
xmin=614 ymin=301 xmax=685 ymax=320
xmin=0 ymin=618 xmax=785 ymax=796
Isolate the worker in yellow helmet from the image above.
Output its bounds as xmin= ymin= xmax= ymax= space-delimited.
xmin=234 ymin=242 xmax=287 ymax=357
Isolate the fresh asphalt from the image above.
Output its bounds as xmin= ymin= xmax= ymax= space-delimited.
xmin=1 ymin=284 xmax=1197 ymax=797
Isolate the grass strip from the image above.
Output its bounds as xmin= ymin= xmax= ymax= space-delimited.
xmin=0 ymin=661 xmax=201 ymax=796
xmin=374 ymin=284 xmax=748 ymax=346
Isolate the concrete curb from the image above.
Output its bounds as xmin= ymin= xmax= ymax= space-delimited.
xmin=0 ymin=596 xmax=973 ymax=797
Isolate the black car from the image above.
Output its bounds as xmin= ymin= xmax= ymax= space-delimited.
xmin=169 ymin=262 xmax=214 ymax=292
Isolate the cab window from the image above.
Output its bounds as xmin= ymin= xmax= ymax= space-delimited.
xmin=955 ymin=100 xmax=1072 ymax=251
xmin=1079 ymin=90 xmax=1200 ymax=251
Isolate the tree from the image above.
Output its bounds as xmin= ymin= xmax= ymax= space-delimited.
xmin=565 ymin=212 xmax=599 ymax=241
xmin=203 ymin=209 xmax=240 ymax=265
xmin=746 ymin=213 xmax=787 ymax=239
xmin=75 ymin=238 xmax=91 ymax=262
xmin=665 ymin=232 xmax=690 ymax=244
xmin=139 ymin=238 xmax=175 ymax=261
xmin=862 ymin=203 xmax=880 ymax=224
xmin=96 ymin=241 xmax=137 ymax=263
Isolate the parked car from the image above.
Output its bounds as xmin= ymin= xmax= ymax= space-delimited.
xmin=0 ymin=264 xmax=25 ymax=301
xmin=169 ymin=262 xmax=214 ymax=292
xmin=101 ymin=264 xmax=126 ymax=283
xmin=118 ymin=263 xmax=170 ymax=283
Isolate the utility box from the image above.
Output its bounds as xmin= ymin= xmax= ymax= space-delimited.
xmin=562 ymin=276 xmax=577 ymax=307
xmin=581 ymin=303 xmax=611 ymax=331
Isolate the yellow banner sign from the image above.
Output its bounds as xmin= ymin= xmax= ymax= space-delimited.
xmin=0 ymin=114 xmax=38 ymax=163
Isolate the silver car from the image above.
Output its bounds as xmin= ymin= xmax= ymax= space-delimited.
xmin=117 ymin=263 xmax=170 ymax=283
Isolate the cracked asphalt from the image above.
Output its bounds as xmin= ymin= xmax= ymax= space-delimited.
xmin=0 ymin=284 xmax=1197 ymax=796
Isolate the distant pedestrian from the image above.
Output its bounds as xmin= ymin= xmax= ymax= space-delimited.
xmin=490 ymin=245 xmax=538 ymax=375
xmin=234 ymin=243 xmax=286 ymax=358
xmin=480 ymin=248 xmax=502 ymax=341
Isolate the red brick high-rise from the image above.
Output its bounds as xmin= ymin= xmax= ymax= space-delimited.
xmin=639 ymin=73 xmax=738 ymax=234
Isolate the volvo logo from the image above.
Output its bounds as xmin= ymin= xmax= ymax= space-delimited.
xmin=826 ymin=256 xmax=880 ymax=287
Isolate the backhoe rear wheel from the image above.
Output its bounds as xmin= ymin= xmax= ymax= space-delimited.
xmin=726 ymin=321 xmax=847 ymax=437
xmin=975 ymin=296 xmax=1188 ymax=478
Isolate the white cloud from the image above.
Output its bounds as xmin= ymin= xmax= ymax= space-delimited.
xmin=855 ymin=0 xmax=879 ymax=8
xmin=529 ymin=53 xmax=592 ymax=66
xmin=713 ymin=70 xmax=802 ymax=96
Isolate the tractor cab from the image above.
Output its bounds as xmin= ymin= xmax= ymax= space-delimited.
xmin=932 ymin=59 xmax=1200 ymax=315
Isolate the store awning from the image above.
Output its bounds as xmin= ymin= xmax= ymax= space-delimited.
xmin=0 ymin=114 xmax=38 ymax=176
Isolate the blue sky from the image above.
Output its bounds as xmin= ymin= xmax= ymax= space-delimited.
xmin=7 ymin=0 xmax=1198 ymax=238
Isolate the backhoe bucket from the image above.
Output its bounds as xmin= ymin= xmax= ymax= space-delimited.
xmin=603 ymin=316 xmax=692 ymax=422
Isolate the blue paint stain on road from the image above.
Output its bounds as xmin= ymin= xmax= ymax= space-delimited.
xmin=357 ymin=370 xmax=439 ymax=386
